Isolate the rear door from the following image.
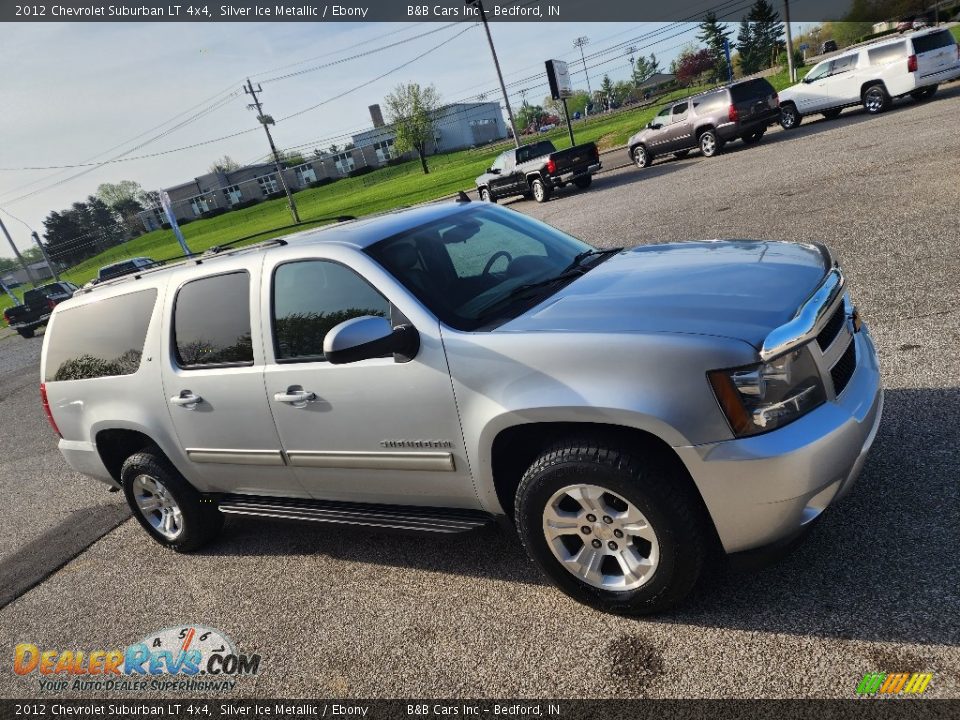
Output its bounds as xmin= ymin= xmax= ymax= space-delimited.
xmin=911 ymin=30 xmax=959 ymax=81
xmin=160 ymin=257 xmax=306 ymax=497
xmin=729 ymin=79 xmax=778 ymax=123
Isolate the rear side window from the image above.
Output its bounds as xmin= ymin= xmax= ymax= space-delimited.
xmin=174 ymin=271 xmax=253 ymax=368
xmin=831 ymin=54 xmax=858 ymax=73
xmin=44 ymin=289 xmax=157 ymax=382
xmin=912 ymin=31 xmax=955 ymax=54
xmin=693 ymin=90 xmax=726 ymax=112
xmin=729 ymin=79 xmax=775 ymax=103
xmin=869 ymin=42 xmax=908 ymax=65
xmin=272 ymin=261 xmax=389 ymax=362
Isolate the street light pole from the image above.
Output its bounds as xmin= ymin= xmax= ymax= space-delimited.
xmin=783 ymin=0 xmax=796 ymax=83
xmin=468 ymin=0 xmax=521 ymax=147
xmin=574 ymin=36 xmax=593 ymax=98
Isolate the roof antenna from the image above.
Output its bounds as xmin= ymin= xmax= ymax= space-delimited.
xmin=456 ymin=190 xmax=471 ymax=203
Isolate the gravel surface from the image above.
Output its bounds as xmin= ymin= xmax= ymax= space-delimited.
xmin=1 ymin=85 xmax=958 ymax=699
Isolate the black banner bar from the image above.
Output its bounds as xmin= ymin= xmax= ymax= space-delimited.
xmin=0 ymin=0 xmax=924 ymax=23
xmin=1 ymin=700 xmax=959 ymax=720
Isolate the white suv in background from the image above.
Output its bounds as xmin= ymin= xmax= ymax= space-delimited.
xmin=779 ymin=27 xmax=960 ymax=128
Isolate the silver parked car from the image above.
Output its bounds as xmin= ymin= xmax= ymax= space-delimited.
xmin=40 ymin=202 xmax=882 ymax=614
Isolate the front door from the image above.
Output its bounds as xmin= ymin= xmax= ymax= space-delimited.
xmin=662 ymin=102 xmax=693 ymax=151
xmin=647 ymin=106 xmax=673 ymax=153
xmin=160 ymin=262 xmax=306 ymax=497
xmin=261 ymin=250 xmax=477 ymax=508
xmin=792 ymin=60 xmax=834 ymax=113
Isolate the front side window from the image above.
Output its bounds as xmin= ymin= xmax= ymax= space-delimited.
xmin=654 ymin=106 xmax=671 ymax=124
xmin=804 ymin=62 xmax=831 ymax=82
xmin=491 ymin=153 xmax=507 ymax=172
xmin=174 ymin=272 xmax=253 ymax=368
xmin=272 ymin=261 xmax=389 ymax=362
xmin=44 ymin=289 xmax=157 ymax=382
xmin=367 ymin=206 xmax=595 ymax=331
xmin=671 ymin=102 xmax=689 ymax=119
xmin=831 ymin=55 xmax=858 ymax=73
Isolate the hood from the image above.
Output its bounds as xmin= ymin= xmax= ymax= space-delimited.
xmin=497 ymin=240 xmax=830 ymax=348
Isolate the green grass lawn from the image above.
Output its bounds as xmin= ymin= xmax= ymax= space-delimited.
xmin=951 ymin=26 xmax=960 ymax=43
xmin=1 ymin=69 xmax=815 ymax=322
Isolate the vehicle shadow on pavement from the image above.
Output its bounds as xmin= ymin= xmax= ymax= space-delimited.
xmin=198 ymin=388 xmax=956 ymax=645
xmin=665 ymin=386 xmax=959 ymax=646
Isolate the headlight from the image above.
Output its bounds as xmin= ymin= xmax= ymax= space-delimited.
xmin=708 ymin=344 xmax=826 ymax=437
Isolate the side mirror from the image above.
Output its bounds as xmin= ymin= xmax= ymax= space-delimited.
xmin=488 ymin=167 xmax=501 ymax=175
xmin=323 ymin=316 xmax=420 ymax=365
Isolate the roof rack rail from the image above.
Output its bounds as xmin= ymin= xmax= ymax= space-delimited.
xmin=204 ymin=235 xmax=287 ymax=256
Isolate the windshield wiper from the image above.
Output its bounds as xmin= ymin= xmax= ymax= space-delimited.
xmin=560 ymin=247 xmax=623 ymax=274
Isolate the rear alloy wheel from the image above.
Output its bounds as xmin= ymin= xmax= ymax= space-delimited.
xmin=531 ymin=177 xmax=552 ymax=203
xmin=698 ymin=130 xmax=722 ymax=158
xmin=632 ymin=145 xmax=651 ymax=169
xmin=515 ymin=439 xmax=709 ymax=615
xmin=122 ymin=447 xmax=223 ymax=552
xmin=479 ymin=187 xmax=496 ymax=203
xmin=910 ymin=85 xmax=937 ymax=101
xmin=822 ymin=108 xmax=842 ymax=119
xmin=780 ymin=103 xmax=802 ymax=130
xmin=863 ymin=83 xmax=891 ymax=114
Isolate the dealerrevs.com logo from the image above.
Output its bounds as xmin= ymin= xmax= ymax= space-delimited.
xmin=14 ymin=625 xmax=261 ymax=693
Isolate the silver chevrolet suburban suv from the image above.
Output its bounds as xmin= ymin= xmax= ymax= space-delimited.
xmin=40 ymin=202 xmax=883 ymax=614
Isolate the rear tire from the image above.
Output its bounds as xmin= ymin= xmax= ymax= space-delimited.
xmin=863 ymin=83 xmax=891 ymax=114
xmin=698 ymin=129 xmax=722 ymax=158
xmin=514 ymin=438 xmax=709 ymax=615
xmin=822 ymin=108 xmax=842 ymax=119
xmin=573 ymin=175 xmax=592 ymax=189
xmin=17 ymin=328 xmax=35 ymax=339
xmin=632 ymin=145 xmax=651 ymax=169
xmin=121 ymin=447 xmax=223 ymax=553
xmin=531 ymin=177 xmax=552 ymax=203
xmin=780 ymin=103 xmax=802 ymax=130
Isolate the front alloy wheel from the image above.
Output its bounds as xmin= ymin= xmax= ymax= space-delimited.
xmin=780 ymin=104 xmax=801 ymax=130
xmin=543 ymin=484 xmax=660 ymax=591
xmin=632 ymin=145 xmax=650 ymax=169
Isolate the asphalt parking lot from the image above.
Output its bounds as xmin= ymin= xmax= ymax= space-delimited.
xmin=1 ymin=84 xmax=958 ymax=699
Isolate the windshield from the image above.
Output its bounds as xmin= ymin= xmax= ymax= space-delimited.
xmin=366 ymin=205 xmax=595 ymax=330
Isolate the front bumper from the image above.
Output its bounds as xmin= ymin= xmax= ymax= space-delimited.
xmin=675 ymin=327 xmax=883 ymax=554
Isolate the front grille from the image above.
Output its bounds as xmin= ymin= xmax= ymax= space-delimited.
xmin=817 ymin=303 xmax=846 ymax=351
xmin=830 ymin=339 xmax=857 ymax=396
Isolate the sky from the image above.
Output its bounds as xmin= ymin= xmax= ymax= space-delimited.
xmin=0 ymin=19 xmax=717 ymax=258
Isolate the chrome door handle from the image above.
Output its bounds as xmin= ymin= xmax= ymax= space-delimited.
xmin=170 ymin=391 xmax=202 ymax=409
xmin=273 ymin=389 xmax=316 ymax=406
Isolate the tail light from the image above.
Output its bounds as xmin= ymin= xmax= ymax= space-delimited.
xmin=907 ymin=54 xmax=918 ymax=72
xmin=47 ymin=297 xmax=57 ymax=310
xmin=546 ymin=158 xmax=557 ymax=174
xmin=728 ymin=104 xmax=739 ymax=123
xmin=40 ymin=383 xmax=62 ymax=438
xmin=2 ymin=308 xmax=10 ymax=322
xmin=592 ymin=145 xmax=600 ymax=159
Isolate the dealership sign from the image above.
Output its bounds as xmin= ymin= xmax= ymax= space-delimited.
xmin=546 ymin=59 xmax=573 ymax=99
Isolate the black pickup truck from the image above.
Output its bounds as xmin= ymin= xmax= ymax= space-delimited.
xmin=475 ymin=140 xmax=601 ymax=203
xmin=3 ymin=281 xmax=77 ymax=338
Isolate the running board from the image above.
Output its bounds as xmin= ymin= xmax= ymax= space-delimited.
xmin=217 ymin=495 xmax=494 ymax=534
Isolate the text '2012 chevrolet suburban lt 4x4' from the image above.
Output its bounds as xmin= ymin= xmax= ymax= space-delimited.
xmin=40 ymin=201 xmax=882 ymax=614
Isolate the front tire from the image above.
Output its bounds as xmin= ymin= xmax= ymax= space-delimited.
xmin=514 ymin=439 xmax=709 ymax=615
xmin=863 ymin=83 xmax=891 ymax=114
xmin=780 ymin=103 xmax=802 ymax=130
xmin=531 ymin=177 xmax=552 ymax=203
xmin=698 ymin=129 xmax=722 ymax=158
xmin=632 ymin=145 xmax=651 ymax=169
xmin=479 ymin=187 xmax=496 ymax=203
xmin=121 ymin=447 xmax=223 ymax=553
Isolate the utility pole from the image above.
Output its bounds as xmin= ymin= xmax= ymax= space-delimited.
xmin=574 ymin=36 xmax=593 ymax=98
xmin=783 ymin=0 xmax=796 ymax=83
xmin=244 ymin=78 xmax=301 ymax=223
xmin=0 ymin=215 xmax=37 ymax=287
xmin=467 ymin=0 xmax=520 ymax=147
xmin=32 ymin=231 xmax=60 ymax=282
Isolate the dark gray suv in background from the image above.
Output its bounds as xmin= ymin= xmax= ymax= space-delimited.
xmin=628 ymin=78 xmax=781 ymax=168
